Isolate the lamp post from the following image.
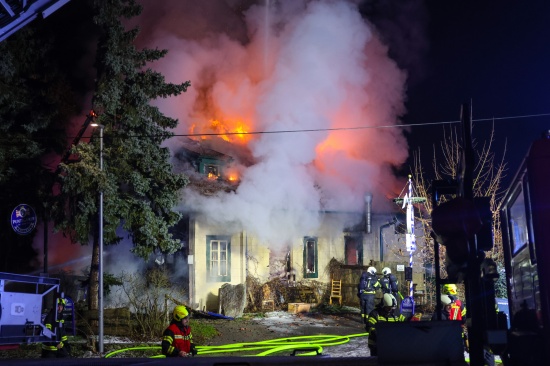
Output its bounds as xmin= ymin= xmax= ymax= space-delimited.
xmin=91 ymin=123 xmax=104 ymax=354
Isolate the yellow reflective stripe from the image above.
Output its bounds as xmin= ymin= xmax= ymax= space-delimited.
xmin=61 ymin=336 xmax=68 ymax=341
xmin=167 ymin=345 xmax=175 ymax=354
xmin=163 ymin=335 xmax=174 ymax=343
xmin=174 ymin=335 xmax=192 ymax=340
xmin=45 ymin=324 xmax=52 ymax=330
xmin=42 ymin=345 xmax=57 ymax=351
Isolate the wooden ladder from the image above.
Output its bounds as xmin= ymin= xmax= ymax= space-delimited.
xmin=329 ymin=279 xmax=342 ymax=306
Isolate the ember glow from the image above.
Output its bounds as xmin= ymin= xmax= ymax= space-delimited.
xmin=202 ymin=119 xmax=251 ymax=143
xmin=135 ymin=0 xmax=409 ymax=245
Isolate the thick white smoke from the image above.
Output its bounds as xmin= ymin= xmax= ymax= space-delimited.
xmin=134 ymin=0 xmax=409 ymax=246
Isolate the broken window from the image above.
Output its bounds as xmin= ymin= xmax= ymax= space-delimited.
xmin=206 ymin=235 xmax=231 ymax=282
xmin=345 ymin=235 xmax=363 ymax=265
xmin=303 ymin=237 xmax=318 ymax=278
xmin=205 ymin=164 xmax=220 ymax=180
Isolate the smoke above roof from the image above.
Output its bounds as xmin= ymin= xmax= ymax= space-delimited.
xmin=132 ymin=0 xmax=409 ymax=245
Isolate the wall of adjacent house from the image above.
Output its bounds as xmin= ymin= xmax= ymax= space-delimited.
xmin=244 ymin=234 xmax=271 ymax=282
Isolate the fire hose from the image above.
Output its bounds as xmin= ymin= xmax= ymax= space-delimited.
xmin=103 ymin=332 xmax=368 ymax=358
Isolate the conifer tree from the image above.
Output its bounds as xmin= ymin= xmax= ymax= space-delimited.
xmin=54 ymin=0 xmax=190 ymax=312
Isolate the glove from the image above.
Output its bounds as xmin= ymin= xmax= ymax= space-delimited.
xmin=190 ymin=344 xmax=197 ymax=356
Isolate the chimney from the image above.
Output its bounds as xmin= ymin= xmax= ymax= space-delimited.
xmin=365 ymin=193 xmax=372 ymax=234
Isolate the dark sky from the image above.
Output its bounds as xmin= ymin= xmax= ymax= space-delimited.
xmin=395 ymin=0 xmax=550 ymax=187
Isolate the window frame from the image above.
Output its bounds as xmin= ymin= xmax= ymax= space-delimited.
xmin=344 ymin=235 xmax=363 ymax=266
xmin=206 ymin=235 xmax=231 ymax=282
xmin=303 ymin=236 xmax=318 ymax=278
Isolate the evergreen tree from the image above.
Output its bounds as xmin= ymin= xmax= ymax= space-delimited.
xmin=53 ymin=0 xmax=190 ymax=312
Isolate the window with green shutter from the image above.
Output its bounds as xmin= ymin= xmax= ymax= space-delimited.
xmin=303 ymin=236 xmax=318 ymax=278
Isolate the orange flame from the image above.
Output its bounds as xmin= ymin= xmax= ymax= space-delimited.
xmin=191 ymin=118 xmax=252 ymax=144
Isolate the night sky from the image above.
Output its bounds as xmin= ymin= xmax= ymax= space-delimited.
xmin=396 ymin=0 xmax=550 ymax=187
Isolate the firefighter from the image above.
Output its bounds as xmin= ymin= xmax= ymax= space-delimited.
xmin=162 ymin=305 xmax=197 ymax=357
xmin=358 ymin=267 xmax=381 ymax=324
xmin=431 ymin=294 xmax=454 ymax=321
xmin=366 ymin=293 xmax=406 ymax=356
xmin=443 ymin=283 xmax=466 ymax=320
xmin=433 ymin=294 xmax=469 ymax=352
xmin=380 ymin=267 xmax=402 ymax=300
xmin=41 ymin=297 xmax=70 ymax=358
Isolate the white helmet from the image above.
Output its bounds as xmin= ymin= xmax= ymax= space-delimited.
xmin=383 ymin=293 xmax=397 ymax=308
xmin=441 ymin=295 xmax=453 ymax=306
xmin=367 ymin=266 xmax=377 ymax=275
xmin=382 ymin=267 xmax=391 ymax=275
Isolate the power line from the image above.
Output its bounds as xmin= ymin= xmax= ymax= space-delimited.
xmin=1 ymin=112 xmax=549 ymax=141
xmin=163 ymin=112 xmax=550 ymax=137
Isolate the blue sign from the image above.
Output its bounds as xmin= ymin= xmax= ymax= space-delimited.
xmin=11 ymin=204 xmax=37 ymax=235
xmin=400 ymin=296 xmax=415 ymax=318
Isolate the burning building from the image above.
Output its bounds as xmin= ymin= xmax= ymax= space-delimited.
xmin=126 ymin=0 xmax=426 ymax=313
xmin=165 ymin=137 xmax=425 ymax=313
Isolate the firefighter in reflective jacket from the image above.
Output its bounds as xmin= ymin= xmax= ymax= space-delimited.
xmin=162 ymin=305 xmax=197 ymax=357
xmin=380 ymin=267 xmax=403 ymax=300
xmin=433 ymin=295 xmax=469 ymax=351
xmin=358 ymin=267 xmax=381 ymax=324
xmin=431 ymin=294 xmax=454 ymax=321
xmin=443 ymin=284 xmax=466 ymax=320
xmin=42 ymin=297 xmax=70 ymax=358
xmin=366 ymin=294 xmax=406 ymax=356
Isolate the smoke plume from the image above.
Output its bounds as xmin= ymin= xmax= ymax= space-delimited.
xmin=133 ymin=0 xmax=409 ymax=246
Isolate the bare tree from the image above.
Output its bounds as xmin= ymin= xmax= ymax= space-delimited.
xmin=411 ymin=124 xmax=508 ymax=305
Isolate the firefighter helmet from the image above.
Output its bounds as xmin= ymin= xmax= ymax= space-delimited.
xmin=57 ymin=298 xmax=67 ymax=307
xmin=441 ymin=294 xmax=454 ymax=306
xmin=382 ymin=267 xmax=391 ymax=275
xmin=367 ymin=266 xmax=377 ymax=275
xmin=443 ymin=284 xmax=458 ymax=295
xmin=382 ymin=293 xmax=397 ymax=308
xmin=173 ymin=305 xmax=189 ymax=321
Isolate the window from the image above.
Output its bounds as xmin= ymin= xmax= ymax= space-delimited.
xmin=199 ymin=158 xmax=222 ymax=180
xmin=345 ymin=235 xmax=363 ymax=265
xmin=205 ymin=164 xmax=219 ymax=179
xmin=303 ymin=237 xmax=318 ymax=278
xmin=509 ymin=184 xmax=528 ymax=256
xmin=206 ymin=235 xmax=231 ymax=282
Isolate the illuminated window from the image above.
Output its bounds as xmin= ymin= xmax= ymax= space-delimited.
xmin=303 ymin=237 xmax=318 ymax=278
xmin=206 ymin=235 xmax=231 ymax=282
xmin=345 ymin=235 xmax=363 ymax=265
xmin=205 ymin=164 xmax=219 ymax=179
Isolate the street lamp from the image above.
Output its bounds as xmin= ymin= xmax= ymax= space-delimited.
xmin=91 ymin=122 xmax=104 ymax=354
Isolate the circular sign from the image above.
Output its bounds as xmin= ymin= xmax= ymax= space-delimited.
xmin=11 ymin=204 xmax=37 ymax=235
xmin=400 ymin=296 xmax=415 ymax=318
